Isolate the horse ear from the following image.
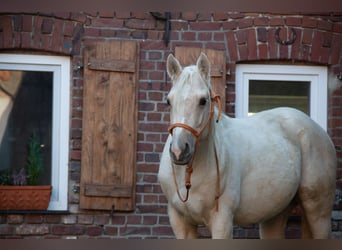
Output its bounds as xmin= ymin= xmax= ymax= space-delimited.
xmin=196 ymin=52 xmax=210 ymax=80
xmin=167 ymin=54 xmax=182 ymax=81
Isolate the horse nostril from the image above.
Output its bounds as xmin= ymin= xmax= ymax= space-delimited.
xmin=184 ymin=143 xmax=190 ymax=154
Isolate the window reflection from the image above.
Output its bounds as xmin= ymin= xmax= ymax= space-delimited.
xmin=248 ymin=80 xmax=310 ymax=116
xmin=0 ymin=70 xmax=52 ymax=185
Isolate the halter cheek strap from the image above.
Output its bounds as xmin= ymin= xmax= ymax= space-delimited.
xmin=168 ymin=92 xmax=222 ymax=211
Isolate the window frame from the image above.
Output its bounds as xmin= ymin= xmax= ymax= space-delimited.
xmin=235 ymin=64 xmax=328 ymax=131
xmin=0 ymin=54 xmax=70 ymax=211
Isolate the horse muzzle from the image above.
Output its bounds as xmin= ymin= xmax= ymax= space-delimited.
xmin=168 ymin=129 xmax=195 ymax=165
xmin=169 ymin=141 xmax=193 ymax=165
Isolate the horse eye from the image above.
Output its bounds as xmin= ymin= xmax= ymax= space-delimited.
xmin=199 ymin=97 xmax=207 ymax=106
xmin=166 ymin=98 xmax=171 ymax=106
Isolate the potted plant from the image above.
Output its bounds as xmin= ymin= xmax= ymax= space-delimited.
xmin=0 ymin=132 xmax=52 ymax=210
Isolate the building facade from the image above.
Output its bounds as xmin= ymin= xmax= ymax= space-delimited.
xmin=0 ymin=11 xmax=341 ymax=238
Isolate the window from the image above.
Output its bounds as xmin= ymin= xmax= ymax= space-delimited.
xmin=0 ymin=54 xmax=70 ymax=210
xmin=235 ymin=64 xmax=328 ymax=131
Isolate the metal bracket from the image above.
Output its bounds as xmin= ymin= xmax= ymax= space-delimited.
xmin=150 ymin=12 xmax=171 ymax=46
xmin=275 ymin=27 xmax=297 ymax=46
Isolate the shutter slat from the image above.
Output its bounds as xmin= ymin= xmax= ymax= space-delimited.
xmin=88 ymin=58 xmax=136 ymax=72
xmin=84 ymin=184 xmax=132 ymax=198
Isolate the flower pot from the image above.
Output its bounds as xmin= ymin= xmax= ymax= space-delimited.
xmin=0 ymin=185 xmax=52 ymax=210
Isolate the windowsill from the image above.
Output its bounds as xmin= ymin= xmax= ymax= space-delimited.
xmin=0 ymin=210 xmax=70 ymax=214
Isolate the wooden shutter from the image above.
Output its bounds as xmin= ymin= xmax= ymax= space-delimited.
xmin=80 ymin=41 xmax=139 ymax=211
xmin=175 ymin=47 xmax=226 ymax=111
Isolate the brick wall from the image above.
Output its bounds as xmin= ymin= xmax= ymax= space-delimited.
xmin=0 ymin=11 xmax=341 ymax=238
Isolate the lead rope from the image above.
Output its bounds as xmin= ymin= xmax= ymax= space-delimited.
xmin=169 ymin=92 xmax=222 ymax=211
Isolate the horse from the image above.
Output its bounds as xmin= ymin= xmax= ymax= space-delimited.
xmin=158 ymin=52 xmax=337 ymax=239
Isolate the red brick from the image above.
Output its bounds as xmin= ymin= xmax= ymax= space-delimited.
xmin=171 ymin=20 xmax=188 ymax=31
xmin=254 ymin=17 xmax=269 ymax=26
xmin=290 ymin=28 xmax=302 ymax=60
xmin=115 ymin=11 xmax=131 ymax=19
xmin=143 ymin=215 xmax=158 ymax=225
xmin=51 ymin=19 xmax=63 ymax=52
xmin=111 ymin=215 xmax=126 ymax=225
xmin=286 ymin=17 xmax=302 ymax=26
xmin=223 ymin=20 xmax=237 ymax=30
xmin=182 ymin=11 xmax=198 ymax=21
xmin=104 ymin=226 xmax=118 ymax=236
xmin=16 ymin=225 xmax=49 ymax=235
xmin=152 ymin=226 xmax=173 ymax=236
xmin=247 ymin=29 xmax=257 ymax=60
xmin=189 ymin=22 xmax=221 ymax=31
xmin=22 ymin=15 xmax=33 ymax=32
xmin=86 ymin=226 xmax=103 ymax=236
xmin=205 ymin=42 xmax=226 ymax=50
xmin=279 ymin=43 xmax=289 ymax=59
xmin=228 ymin=13 xmax=245 ymax=19
xmin=258 ymin=44 xmax=268 ymax=60
xmin=77 ymin=214 xmax=94 ymax=225
xmin=237 ymin=18 xmax=253 ymax=29
xmin=318 ymin=20 xmax=333 ymax=31
xmin=0 ymin=225 xmax=15 ymax=235
xmin=268 ymin=28 xmax=278 ymax=59
xmin=0 ymin=16 xmax=13 ymax=48
xmin=225 ymin=32 xmax=238 ymax=62
xmin=52 ymin=225 xmax=85 ymax=235
xmin=21 ymin=32 xmax=31 ymax=48
xmin=7 ymin=215 xmax=23 ymax=224
xmin=41 ymin=18 xmax=53 ymax=34
xmin=236 ymin=29 xmax=247 ymax=44
xmin=119 ymin=226 xmax=151 ymax=237
xmin=45 ymin=215 xmax=61 ymax=224
xmin=13 ymin=32 xmax=20 ymax=48
xmin=322 ymin=32 xmax=333 ymax=48
xmin=302 ymin=29 xmax=313 ymax=44
xmin=198 ymin=32 xmax=212 ymax=41
xmin=197 ymin=12 xmax=212 ymax=21
xmin=238 ymin=44 xmax=248 ymax=61
xmin=300 ymin=44 xmax=311 ymax=61
xmin=311 ymin=30 xmax=323 ymax=62
xmin=213 ymin=32 xmax=224 ymax=41
xmin=329 ymin=34 xmax=342 ymax=65
xmin=333 ymin=23 xmax=342 ymax=33
xmin=25 ymin=215 xmax=43 ymax=224
xmin=182 ymin=31 xmax=196 ymax=40
xmin=213 ymin=12 xmax=228 ymax=21
xmin=270 ymin=17 xmax=284 ymax=26
xmin=257 ymin=27 xmax=268 ymax=42
xmin=127 ymin=215 xmax=142 ymax=225
xmin=125 ymin=19 xmax=155 ymax=30
xmin=91 ymin=18 xmax=124 ymax=28
xmin=94 ymin=215 xmax=110 ymax=225
xmin=302 ymin=16 xmax=317 ymax=28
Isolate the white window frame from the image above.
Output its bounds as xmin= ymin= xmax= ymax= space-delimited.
xmin=0 ymin=54 xmax=70 ymax=210
xmin=235 ymin=64 xmax=328 ymax=131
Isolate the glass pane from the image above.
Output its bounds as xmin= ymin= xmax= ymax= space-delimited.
xmin=0 ymin=70 xmax=52 ymax=185
xmin=248 ymin=80 xmax=310 ymax=116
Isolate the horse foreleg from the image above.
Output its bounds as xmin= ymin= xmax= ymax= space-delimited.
xmin=209 ymin=210 xmax=234 ymax=239
xmin=168 ymin=204 xmax=198 ymax=239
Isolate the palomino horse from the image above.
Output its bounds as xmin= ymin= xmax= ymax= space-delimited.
xmin=158 ymin=53 xmax=337 ymax=239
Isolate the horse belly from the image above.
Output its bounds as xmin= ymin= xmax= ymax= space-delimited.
xmin=233 ymin=138 xmax=301 ymax=225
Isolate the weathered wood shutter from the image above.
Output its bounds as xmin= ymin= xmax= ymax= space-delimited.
xmin=175 ymin=47 xmax=226 ymax=111
xmin=80 ymin=41 xmax=139 ymax=211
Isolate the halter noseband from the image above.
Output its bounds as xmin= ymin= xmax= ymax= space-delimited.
xmin=167 ymin=91 xmax=222 ymax=211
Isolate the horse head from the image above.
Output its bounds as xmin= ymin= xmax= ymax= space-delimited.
xmin=166 ymin=52 xmax=213 ymax=165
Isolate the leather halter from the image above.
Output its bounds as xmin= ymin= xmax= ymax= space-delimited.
xmin=167 ymin=91 xmax=222 ymax=211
